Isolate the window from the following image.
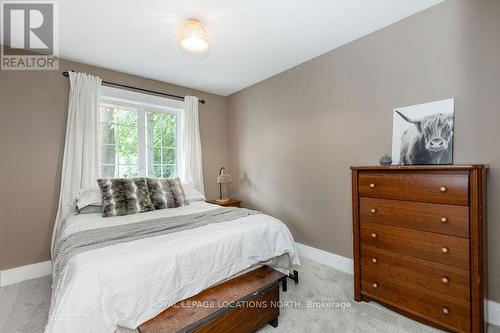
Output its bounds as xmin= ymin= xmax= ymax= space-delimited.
xmin=99 ymin=87 xmax=183 ymax=179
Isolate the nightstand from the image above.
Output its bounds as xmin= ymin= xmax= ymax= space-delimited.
xmin=206 ymin=199 xmax=242 ymax=208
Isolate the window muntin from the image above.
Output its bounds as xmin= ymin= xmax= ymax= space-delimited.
xmin=99 ymin=99 xmax=180 ymax=179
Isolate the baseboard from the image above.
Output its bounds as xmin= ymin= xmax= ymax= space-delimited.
xmin=295 ymin=241 xmax=500 ymax=327
xmin=488 ymin=300 xmax=500 ymax=327
xmin=1 ymin=246 xmax=500 ymax=326
xmin=295 ymin=242 xmax=354 ymax=274
xmin=0 ymin=261 xmax=52 ymax=287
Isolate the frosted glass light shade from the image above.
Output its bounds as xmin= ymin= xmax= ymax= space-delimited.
xmin=178 ymin=19 xmax=210 ymax=53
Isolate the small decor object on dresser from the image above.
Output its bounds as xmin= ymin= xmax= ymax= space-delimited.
xmin=379 ymin=154 xmax=392 ymax=166
xmin=351 ymin=165 xmax=487 ymax=333
xmin=392 ymin=98 xmax=454 ymax=165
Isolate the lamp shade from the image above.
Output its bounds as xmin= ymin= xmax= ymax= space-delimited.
xmin=177 ymin=18 xmax=210 ymax=53
xmin=217 ymin=167 xmax=232 ymax=184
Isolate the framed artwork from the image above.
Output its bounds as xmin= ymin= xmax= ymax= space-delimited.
xmin=392 ymin=98 xmax=454 ymax=165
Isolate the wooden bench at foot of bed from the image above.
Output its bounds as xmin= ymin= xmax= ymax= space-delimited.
xmin=138 ymin=266 xmax=287 ymax=333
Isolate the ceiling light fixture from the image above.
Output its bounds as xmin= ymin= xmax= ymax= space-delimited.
xmin=177 ymin=18 xmax=210 ymax=54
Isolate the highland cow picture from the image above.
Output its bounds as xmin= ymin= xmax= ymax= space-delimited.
xmin=392 ymin=98 xmax=454 ymax=165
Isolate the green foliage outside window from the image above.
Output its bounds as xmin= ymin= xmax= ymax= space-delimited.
xmin=100 ymin=103 xmax=177 ymax=179
xmin=148 ymin=112 xmax=177 ymax=178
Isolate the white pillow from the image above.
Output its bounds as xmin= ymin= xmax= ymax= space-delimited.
xmin=76 ymin=188 xmax=101 ymax=209
xmin=182 ymin=182 xmax=206 ymax=202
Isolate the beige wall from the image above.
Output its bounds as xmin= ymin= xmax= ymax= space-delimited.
xmin=0 ymin=59 xmax=227 ymax=269
xmin=1 ymin=0 xmax=500 ymax=303
xmin=227 ymin=0 xmax=500 ymax=301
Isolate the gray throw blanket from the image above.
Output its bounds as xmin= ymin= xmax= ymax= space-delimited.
xmin=53 ymin=207 xmax=259 ymax=290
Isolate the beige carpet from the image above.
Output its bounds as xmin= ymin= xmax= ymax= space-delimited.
xmin=1 ymin=257 xmax=499 ymax=333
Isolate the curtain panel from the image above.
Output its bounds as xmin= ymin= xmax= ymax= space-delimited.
xmin=51 ymin=72 xmax=102 ymax=257
xmin=181 ymin=96 xmax=205 ymax=195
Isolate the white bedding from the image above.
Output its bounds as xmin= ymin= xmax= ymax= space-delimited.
xmin=45 ymin=201 xmax=299 ymax=333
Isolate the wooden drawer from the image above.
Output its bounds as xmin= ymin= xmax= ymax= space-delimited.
xmin=361 ymin=270 xmax=470 ymax=332
xmin=360 ymin=197 xmax=469 ymax=237
xmin=361 ymin=223 xmax=469 ymax=269
xmin=358 ymin=172 xmax=469 ymax=205
xmin=361 ymin=246 xmax=470 ymax=300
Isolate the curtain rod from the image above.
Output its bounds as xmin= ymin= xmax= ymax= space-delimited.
xmin=62 ymin=71 xmax=206 ymax=104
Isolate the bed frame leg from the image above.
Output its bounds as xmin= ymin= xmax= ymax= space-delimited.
xmin=288 ymin=270 xmax=299 ymax=284
xmin=269 ymin=316 xmax=279 ymax=328
xmin=282 ymin=270 xmax=298 ymax=292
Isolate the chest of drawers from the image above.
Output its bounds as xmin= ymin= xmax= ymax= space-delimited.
xmin=351 ymin=165 xmax=487 ymax=333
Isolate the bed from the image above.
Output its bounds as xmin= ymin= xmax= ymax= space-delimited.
xmin=44 ymin=193 xmax=299 ymax=333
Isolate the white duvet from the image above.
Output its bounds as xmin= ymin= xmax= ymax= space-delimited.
xmin=45 ymin=201 xmax=299 ymax=333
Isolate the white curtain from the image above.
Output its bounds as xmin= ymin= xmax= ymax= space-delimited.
xmin=181 ymin=96 xmax=204 ymax=195
xmin=51 ymin=72 xmax=102 ymax=257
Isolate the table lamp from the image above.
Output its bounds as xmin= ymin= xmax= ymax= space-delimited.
xmin=216 ymin=167 xmax=232 ymax=203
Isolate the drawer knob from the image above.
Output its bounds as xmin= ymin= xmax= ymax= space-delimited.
xmin=440 ymin=217 xmax=448 ymax=223
xmin=371 ymin=233 xmax=377 ymax=239
xmin=372 ymin=282 xmax=379 ymax=288
xmin=440 ymin=186 xmax=447 ymax=193
xmin=442 ymin=307 xmax=450 ymax=315
xmin=441 ymin=247 xmax=449 ymax=254
xmin=369 ymin=183 xmax=376 ymax=188
xmin=371 ymin=258 xmax=377 ymax=263
xmin=441 ymin=277 xmax=449 ymax=284
xmin=370 ymin=208 xmax=377 ymax=214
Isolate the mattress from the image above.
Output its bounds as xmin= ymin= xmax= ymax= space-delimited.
xmin=45 ymin=201 xmax=299 ymax=333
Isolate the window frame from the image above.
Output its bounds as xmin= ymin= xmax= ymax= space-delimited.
xmin=99 ymin=86 xmax=184 ymax=178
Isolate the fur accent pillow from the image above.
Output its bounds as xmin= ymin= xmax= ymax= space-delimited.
xmin=147 ymin=177 xmax=187 ymax=210
xmin=97 ymin=178 xmax=154 ymax=217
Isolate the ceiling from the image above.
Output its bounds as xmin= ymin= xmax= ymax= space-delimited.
xmin=59 ymin=1 xmax=442 ymax=95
